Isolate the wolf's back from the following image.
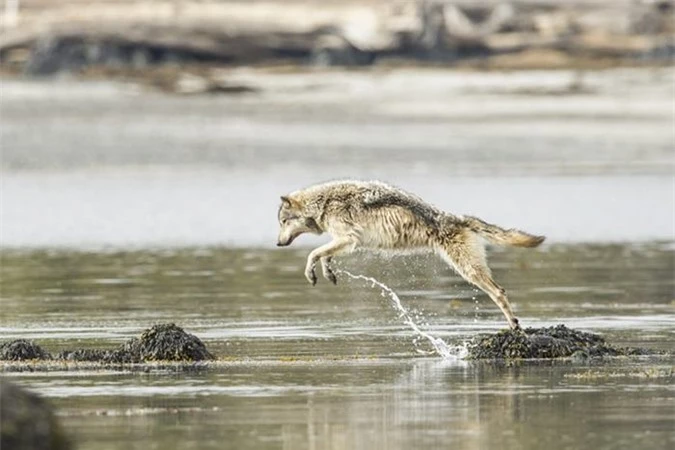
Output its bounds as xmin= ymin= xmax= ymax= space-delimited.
xmin=464 ymin=216 xmax=545 ymax=248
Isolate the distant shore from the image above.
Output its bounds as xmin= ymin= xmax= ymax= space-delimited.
xmin=1 ymin=0 xmax=672 ymax=82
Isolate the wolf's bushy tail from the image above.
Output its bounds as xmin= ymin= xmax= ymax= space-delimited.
xmin=464 ymin=216 xmax=545 ymax=248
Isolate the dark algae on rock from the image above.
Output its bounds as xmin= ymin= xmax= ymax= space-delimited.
xmin=0 ymin=339 xmax=51 ymax=361
xmin=0 ymin=323 xmax=661 ymax=364
xmin=124 ymin=323 xmax=214 ymax=362
xmin=56 ymin=348 xmax=135 ymax=364
xmin=467 ymin=324 xmax=658 ymax=360
xmin=1 ymin=323 xmax=214 ymax=364
xmin=58 ymin=323 xmax=214 ymax=363
xmin=0 ymin=380 xmax=72 ymax=450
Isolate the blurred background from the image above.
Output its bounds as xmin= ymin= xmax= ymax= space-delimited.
xmin=1 ymin=0 xmax=673 ymax=247
xmin=1 ymin=2 xmax=674 ymax=450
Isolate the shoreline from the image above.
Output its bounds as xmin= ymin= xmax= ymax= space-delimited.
xmin=2 ymin=1 xmax=672 ymax=77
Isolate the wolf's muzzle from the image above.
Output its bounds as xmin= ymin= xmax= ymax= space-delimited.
xmin=276 ymin=234 xmax=296 ymax=247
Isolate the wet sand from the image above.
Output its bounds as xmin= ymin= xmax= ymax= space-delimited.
xmin=1 ymin=68 xmax=672 ymax=174
xmin=1 ymin=67 xmax=674 ymax=248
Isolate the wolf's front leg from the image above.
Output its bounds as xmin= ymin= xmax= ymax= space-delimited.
xmin=304 ymin=260 xmax=318 ymax=286
xmin=304 ymin=238 xmax=355 ymax=286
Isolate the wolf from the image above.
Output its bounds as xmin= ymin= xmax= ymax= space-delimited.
xmin=276 ymin=180 xmax=545 ymax=329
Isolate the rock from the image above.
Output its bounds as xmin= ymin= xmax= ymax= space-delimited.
xmin=570 ymin=350 xmax=590 ymax=362
xmin=55 ymin=324 xmax=214 ymax=363
xmin=0 ymin=340 xmax=51 ymax=361
xmin=56 ymin=348 xmax=117 ymax=362
xmin=467 ymin=324 xmax=659 ymax=359
xmin=172 ymin=74 xmax=256 ymax=95
xmin=2 ymin=323 xmax=214 ymax=364
xmin=129 ymin=323 xmax=214 ymax=362
xmin=56 ymin=347 xmax=139 ymax=364
xmin=56 ymin=323 xmax=213 ymax=363
xmin=0 ymin=380 xmax=72 ymax=450
xmin=309 ymin=34 xmax=375 ymax=67
xmin=24 ymin=36 xmax=88 ymax=76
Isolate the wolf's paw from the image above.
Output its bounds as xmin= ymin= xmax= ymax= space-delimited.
xmin=510 ymin=318 xmax=522 ymax=332
xmin=320 ymin=257 xmax=337 ymax=285
xmin=324 ymin=269 xmax=337 ymax=285
xmin=305 ymin=268 xmax=317 ymax=286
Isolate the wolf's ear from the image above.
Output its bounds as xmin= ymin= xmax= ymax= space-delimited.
xmin=280 ymin=195 xmax=300 ymax=209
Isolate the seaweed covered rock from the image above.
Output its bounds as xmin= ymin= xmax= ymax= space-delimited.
xmin=57 ymin=349 xmax=110 ymax=362
xmin=55 ymin=348 xmax=137 ymax=364
xmin=0 ymin=380 xmax=72 ymax=450
xmin=467 ymin=324 xmax=656 ymax=359
xmin=0 ymin=340 xmax=51 ymax=361
xmin=1 ymin=324 xmax=214 ymax=364
xmin=55 ymin=324 xmax=213 ymax=363
xmin=127 ymin=323 xmax=214 ymax=362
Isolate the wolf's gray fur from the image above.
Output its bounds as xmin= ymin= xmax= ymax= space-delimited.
xmin=277 ymin=180 xmax=545 ymax=329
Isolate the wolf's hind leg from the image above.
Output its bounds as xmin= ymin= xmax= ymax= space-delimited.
xmin=305 ymin=238 xmax=355 ymax=286
xmin=439 ymin=241 xmax=520 ymax=330
xmin=467 ymin=269 xmax=520 ymax=330
xmin=320 ymin=256 xmax=337 ymax=285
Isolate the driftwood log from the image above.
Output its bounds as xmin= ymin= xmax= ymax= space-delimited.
xmin=0 ymin=1 xmax=672 ymax=74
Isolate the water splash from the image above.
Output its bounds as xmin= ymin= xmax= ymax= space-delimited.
xmin=337 ymin=269 xmax=466 ymax=359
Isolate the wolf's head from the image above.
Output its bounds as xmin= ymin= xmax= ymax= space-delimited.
xmin=277 ymin=195 xmax=322 ymax=246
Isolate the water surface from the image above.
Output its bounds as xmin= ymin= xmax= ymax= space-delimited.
xmin=1 ymin=67 xmax=674 ymax=449
xmin=1 ymin=244 xmax=673 ymax=450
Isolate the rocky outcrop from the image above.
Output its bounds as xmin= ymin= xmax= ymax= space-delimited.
xmin=0 ymin=339 xmax=51 ymax=361
xmin=1 ymin=323 xmax=214 ymax=364
xmin=0 ymin=380 xmax=72 ymax=450
xmin=467 ymin=324 xmax=658 ymax=359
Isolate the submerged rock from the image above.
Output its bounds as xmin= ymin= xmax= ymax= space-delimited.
xmin=467 ymin=324 xmax=657 ymax=359
xmin=56 ymin=348 xmax=134 ymax=363
xmin=0 ymin=340 xmax=51 ymax=361
xmin=56 ymin=349 xmax=108 ymax=362
xmin=0 ymin=380 xmax=72 ymax=450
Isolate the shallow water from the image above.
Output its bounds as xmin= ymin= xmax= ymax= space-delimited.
xmin=1 ymin=68 xmax=674 ymax=449
xmin=1 ymin=244 xmax=673 ymax=449
xmin=1 ymin=68 xmax=674 ymax=248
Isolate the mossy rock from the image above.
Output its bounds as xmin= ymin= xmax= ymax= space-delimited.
xmin=0 ymin=340 xmax=51 ymax=361
xmin=467 ymin=324 xmax=657 ymax=359
xmin=125 ymin=323 xmax=214 ymax=362
xmin=0 ymin=380 xmax=72 ymax=450
xmin=56 ymin=348 xmax=134 ymax=363
xmin=54 ymin=323 xmax=213 ymax=363
xmin=3 ymin=323 xmax=214 ymax=364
